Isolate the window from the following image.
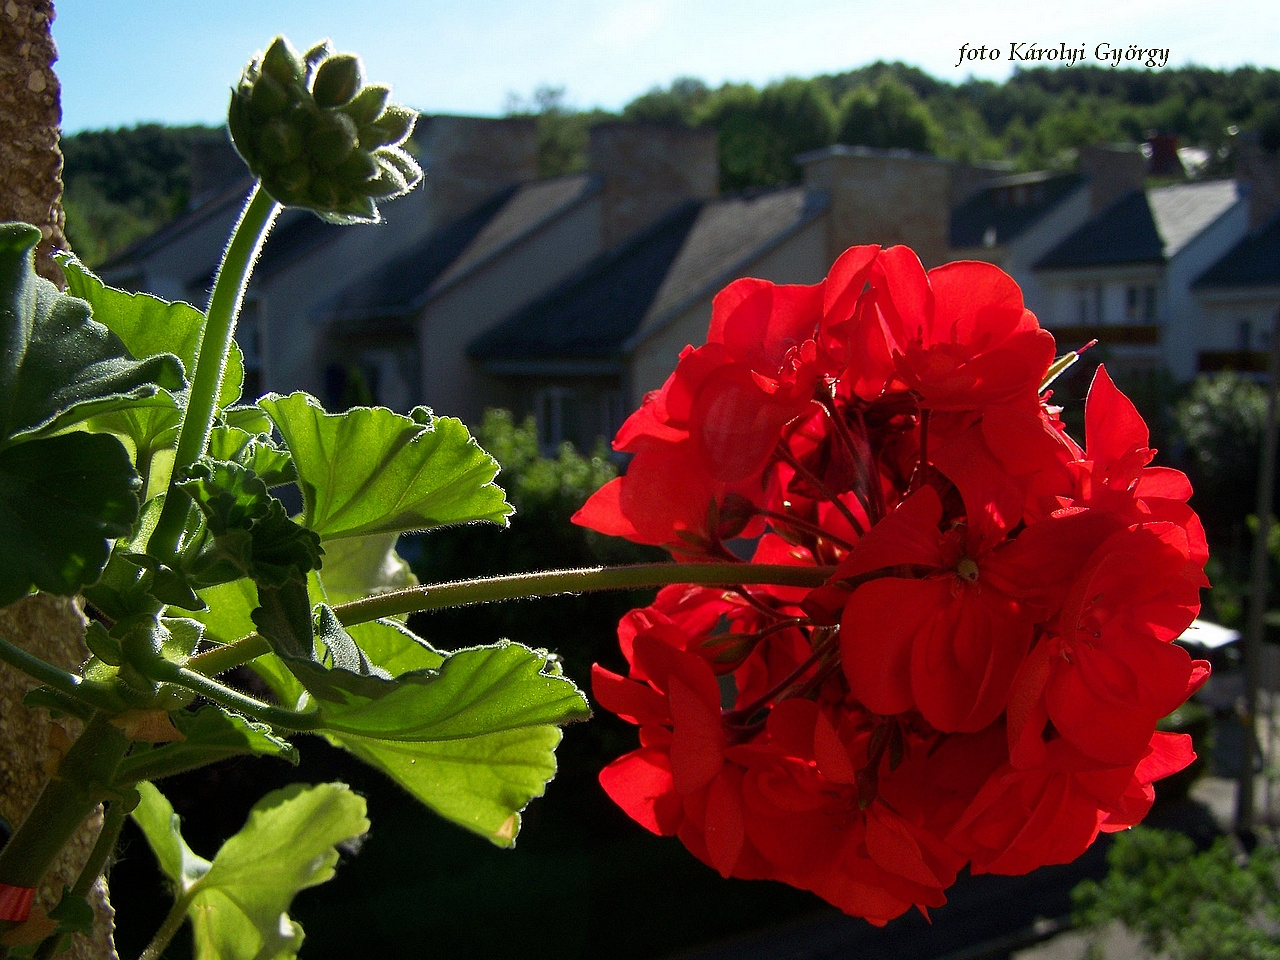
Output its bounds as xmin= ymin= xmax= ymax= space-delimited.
xmin=1238 ymin=320 xmax=1253 ymax=353
xmin=1143 ymin=285 xmax=1157 ymax=323
xmin=1125 ymin=286 xmax=1139 ymax=321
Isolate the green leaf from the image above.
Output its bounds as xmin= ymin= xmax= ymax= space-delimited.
xmin=345 ymin=618 xmax=444 ymax=673
xmin=131 ymin=781 xmax=211 ymax=889
xmin=0 ymin=431 xmax=139 ymax=605
xmin=311 ymin=533 xmax=416 ymax=609
xmin=0 ymin=223 xmax=184 ymax=446
xmin=334 ymin=725 xmax=561 ymax=847
xmin=117 ymin=707 xmax=298 ymax=784
xmin=259 ymin=392 xmax=512 ymax=540
xmin=132 ymin=781 xmax=368 ymax=960
xmin=60 ymin=255 xmax=244 ymax=408
xmin=221 ymin=405 xmax=273 ymax=435
xmin=294 ymin=616 xmax=579 ymax=847
xmin=193 ymin=782 xmax=368 ymax=960
xmin=291 ymin=640 xmax=590 ymax=741
xmin=208 ymin=426 xmax=296 ymax=488
xmin=191 ymin=578 xmax=257 ymax=644
xmin=180 ymin=459 xmax=322 ymax=589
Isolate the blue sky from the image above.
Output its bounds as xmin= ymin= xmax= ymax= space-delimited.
xmin=54 ymin=0 xmax=1280 ymax=133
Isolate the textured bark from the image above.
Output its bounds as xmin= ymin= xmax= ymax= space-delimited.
xmin=0 ymin=2 xmax=119 ymax=957
xmin=0 ymin=0 xmax=67 ymax=281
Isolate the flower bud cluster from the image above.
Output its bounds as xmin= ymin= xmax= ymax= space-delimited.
xmin=578 ymin=245 xmax=1210 ymax=924
xmin=228 ymin=37 xmax=423 ymax=224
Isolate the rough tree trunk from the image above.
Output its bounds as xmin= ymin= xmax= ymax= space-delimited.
xmin=0 ymin=2 xmax=118 ymax=957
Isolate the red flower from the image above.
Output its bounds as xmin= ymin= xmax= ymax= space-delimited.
xmin=585 ymin=243 xmax=1208 ymax=923
xmin=858 ymin=247 xmax=1057 ymax=409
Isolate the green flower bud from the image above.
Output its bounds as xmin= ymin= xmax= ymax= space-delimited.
xmin=303 ymin=40 xmax=334 ymax=77
xmin=313 ymin=54 xmax=362 ymax=108
xmin=258 ymin=118 xmax=304 ymax=165
xmin=337 ymin=147 xmax=380 ymax=184
xmin=307 ymin=111 xmax=359 ymax=170
xmin=261 ymin=36 xmax=305 ymax=87
xmin=361 ymin=105 xmax=416 ymax=149
xmin=376 ymin=146 xmax=424 ymax=194
xmin=343 ymin=84 xmax=390 ymax=125
xmin=275 ymin=160 xmax=310 ymax=195
xmin=229 ymin=36 xmax=422 ymax=223
xmin=250 ymin=71 xmax=291 ymax=117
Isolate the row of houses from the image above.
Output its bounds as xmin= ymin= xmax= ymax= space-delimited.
xmin=101 ymin=118 xmax=1280 ymax=451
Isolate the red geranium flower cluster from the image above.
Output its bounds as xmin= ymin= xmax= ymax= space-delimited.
xmin=575 ymin=245 xmax=1211 ymax=925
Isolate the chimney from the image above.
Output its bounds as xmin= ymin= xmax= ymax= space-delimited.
xmin=799 ymin=145 xmax=952 ymax=268
xmin=1144 ymin=133 xmax=1182 ymax=177
xmin=1079 ymin=143 xmax=1147 ymax=214
xmin=416 ymin=115 xmax=538 ymax=224
xmin=588 ymin=123 xmax=718 ymax=248
xmin=188 ymin=132 xmax=248 ymax=206
xmin=1237 ymin=137 xmax=1280 ymax=230
xmin=950 ymin=160 xmax=1009 ymax=208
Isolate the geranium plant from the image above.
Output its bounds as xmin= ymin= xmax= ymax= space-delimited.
xmin=578 ymin=246 xmax=1211 ymax=924
xmin=0 ymin=34 xmax=1208 ymax=960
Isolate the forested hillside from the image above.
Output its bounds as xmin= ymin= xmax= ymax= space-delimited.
xmin=62 ymin=63 xmax=1280 ymax=264
xmin=60 ymin=123 xmax=221 ymax=265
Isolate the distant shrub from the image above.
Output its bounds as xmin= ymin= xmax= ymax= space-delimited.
xmin=1072 ymin=827 xmax=1280 ymax=960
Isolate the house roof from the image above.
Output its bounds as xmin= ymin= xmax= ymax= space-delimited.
xmin=1036 ymin=180 xmax=1241 ymax=270
xmin=469 ymin=185 xmax=828 ymax=367
xmin=318 ymin=174 xmax=598 ymax=324
xmin=949 ymin=172 xmax=1083 ymax=248
xmin=1194 ymin=210 xmax=1280 ymax=289
xmin=98 ymin=175 xmax=254 ymax=275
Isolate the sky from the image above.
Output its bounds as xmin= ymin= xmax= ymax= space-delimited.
xmin=53 ymin=0 xmax=1280 ymax=134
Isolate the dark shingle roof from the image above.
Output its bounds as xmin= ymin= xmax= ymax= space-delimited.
xmin=1195 ymin=211 xmax=1280 ymax=289
xmin=469 ymin=186 xmax=828 ymax=366
xmin=949 ymin=172 xmax=1083 ymax=248
xmin=317 ymin=174 xmax=597 ymax=324
xmin=1036 ymin=189 xmax=1164 ymax=269
xmin=469 ymin=202 xmax=703 ymax=364
xmin=320 ymin=188 xmax=518 ymax=324
xmin=1037 ymin=180 xmax=1241 ymax=270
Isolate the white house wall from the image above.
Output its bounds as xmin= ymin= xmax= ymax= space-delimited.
xmin=1005 ymin=186 xmax=1093 ymax=315
xmin=1197 ymin=288 xmax=1280 ymax=353
xmin=417 ymin=193 xmax=605 ymax=424
xmin=255 ymin=188 xmax=440 ymax=398
xmin=1164 ymin=197 xmax=1249 ymax=380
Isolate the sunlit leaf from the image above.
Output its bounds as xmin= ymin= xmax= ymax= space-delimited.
xmin=60 ymin=255 xmax=244 ymax=408
xmin=117 ymin=707 xmax=298 ymax=784
xmin=290 ymin=639 xmax=589 ymax=741
xmin=259 ymin=392 xmax=512 ymax=540
xmin=130 ymin=781 xmax=211 ymax=889
xmin=131 ymin=781 xmax=368 ymax=960
xmin=0 ymin=223 xmax=184 ymax=446
xmin=334 ymin=725 xmax=561 ymax=847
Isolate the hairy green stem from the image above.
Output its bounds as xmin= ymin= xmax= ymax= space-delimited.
xmin=187 ymin=561 xmax=839 ymax=677
xmin=70 ymin=798 xmax=127 ymax=901
xmin=0 ymin=714 xmax=130 ymax=937
xmin=26 ymin=798 xmax=132 ymax=960
xmin=0 ymin=634 xmax=125 ymax=713
xmin=146 ymin=659 xmax=319 ymax=731
xmin=148 ymin=185 xmax=281 ymax=562
xmin=139 ymin=888 xmax=196 ymax=960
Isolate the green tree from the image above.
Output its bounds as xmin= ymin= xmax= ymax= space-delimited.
xmin=836 ymin=76 xmax=940 ymax=154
